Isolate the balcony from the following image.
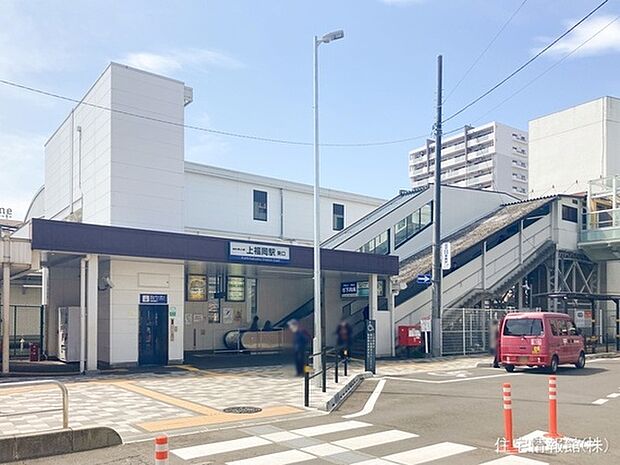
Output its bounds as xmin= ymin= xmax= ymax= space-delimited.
xmin=579 ymin=176 xmax=620 ymax=260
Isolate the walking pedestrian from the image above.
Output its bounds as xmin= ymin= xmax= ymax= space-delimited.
xmin=288 ymin=319 xmax=308 ymax=376
xmin=336 ymin=319 xmax=352 ymax=359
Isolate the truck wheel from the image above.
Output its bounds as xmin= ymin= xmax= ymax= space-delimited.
xmin=505 ymin=364 xmax=515 ymax=373
xmin=575 ymin=351 xmax=586 ymax=369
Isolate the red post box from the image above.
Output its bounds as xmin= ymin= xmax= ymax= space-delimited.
xmin=29 ymin=343 xmax=40 ymax=362
xmin=398 ymin=325 xmax=423 ymax=347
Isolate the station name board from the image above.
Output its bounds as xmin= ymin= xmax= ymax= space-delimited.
xmin=229 ymin=241 xmax=290 ymax=264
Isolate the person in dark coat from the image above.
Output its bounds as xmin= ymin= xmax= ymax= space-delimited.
xmin=336 ymin=319 xmax=353 ymax=358
xmin=249 ymin=315 xmax=260 ymax=331
xmin=288 ymin=319 xmax=308 ymax=376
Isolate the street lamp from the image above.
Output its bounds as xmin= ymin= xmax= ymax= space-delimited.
xmin=313 ymin=29 xmax=344 ymax=378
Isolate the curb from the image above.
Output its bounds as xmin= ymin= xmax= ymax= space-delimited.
xmin=0 ymin=427 xmax=122 ymax=463
xmin=475 ymin=352 xmax=619 ymax=369
xmin=322 ymin=372 xmax=372 ymax=412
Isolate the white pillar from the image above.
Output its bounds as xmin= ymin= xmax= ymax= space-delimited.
xmin=86 ymin=255 xmax=98 ymax=372
xmin=369 ymin=274 xmax=378 ymax=321
xmin=79 ymin=258 xmax=86 ymax=374
xmin=2 ymin=262 xmax=10 ymax=374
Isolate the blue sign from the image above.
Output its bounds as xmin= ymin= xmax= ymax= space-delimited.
xmin=140 ymin=294 xmax=168 ymax=304
xmin=341 ymin=281 xmax=358 ymax=297
xmin=416 ymin=274 xmax=432 ymax=285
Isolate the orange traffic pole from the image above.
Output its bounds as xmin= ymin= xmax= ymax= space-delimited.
xmin=502 ymin=383 xmax=518 ymax=454
xmin=544 ymin=375 xmax=562 ymax=439
xmin=155 ymin=434 xmax=169 ymax=465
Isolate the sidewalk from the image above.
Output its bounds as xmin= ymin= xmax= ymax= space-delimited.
xmin=0 ymin=354 xmax=506 ymax=441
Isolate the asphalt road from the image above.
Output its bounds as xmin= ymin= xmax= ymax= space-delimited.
xmin=14 ymin=357 xmax=620 ymax=465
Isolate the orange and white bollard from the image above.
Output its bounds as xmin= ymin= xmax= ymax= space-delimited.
xmin=544 ymin=375 xmax=562 ymax=439
xmin=155 ymin=434 xmax=169 ymax=464
xmin=502 ymin=383 xmax=518 ymax=454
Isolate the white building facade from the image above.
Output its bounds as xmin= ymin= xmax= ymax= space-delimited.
xmin=14 ymin=63 xmax=393 ymax=369
xmin=408 ymin=122 xmax=529 ymax=199
xmin=529 ymin=96 xmax=620 ymax=198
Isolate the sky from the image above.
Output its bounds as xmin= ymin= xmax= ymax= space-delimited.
xmin=2 ymin=0 xmax=620 ymax=218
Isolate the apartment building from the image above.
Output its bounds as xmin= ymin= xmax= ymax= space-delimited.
xmin=408 ymin=122 xmax=529 ymax=199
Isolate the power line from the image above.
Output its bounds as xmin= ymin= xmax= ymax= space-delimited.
xmin=443 ymin=0 xmax=528 ymax=104
xmin=0 ymin=78 xmax=431 ymax=148
xmin=471 ymin=14 xmax=620 ymax=125
xmin=442 ymin=0 xmax=610 ymax=124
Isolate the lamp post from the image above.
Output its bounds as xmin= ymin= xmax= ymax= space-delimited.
xmin=313 ymin=29 xmax=344 ymax=378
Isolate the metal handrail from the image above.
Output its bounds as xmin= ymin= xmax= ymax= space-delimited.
xmin=0 ymin=380 xmax=69 ymax=429
xmin=303 ymin=348 xmax=349 ymax=407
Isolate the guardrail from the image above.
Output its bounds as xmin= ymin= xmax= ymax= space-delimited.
xmin=303 ymin=347 xmax=349 ymax=407
xmin=0 ymin=380 xmax=69 ymax=429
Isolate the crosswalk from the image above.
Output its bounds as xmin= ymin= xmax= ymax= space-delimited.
xmin=170 ymin=419 xmax=549 ymax=465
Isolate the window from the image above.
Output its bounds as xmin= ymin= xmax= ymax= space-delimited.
xmin=333 ymin=203 xmax=345 ymax=231
xmin=253 ymin=190 xmax=268 ymax=221
xmin=503 ymin=318 xmax=543 ymax=336
xmin=358 ymin=230 xmax=390 ymax=255
xmin=562 ymin=205 xmax=578 ymax=223
xmin=394 ymin=202 xmax=433 ymax=249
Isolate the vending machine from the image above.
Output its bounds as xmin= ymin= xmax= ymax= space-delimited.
xmin=58 ymin=307 xmax=81 ymax=362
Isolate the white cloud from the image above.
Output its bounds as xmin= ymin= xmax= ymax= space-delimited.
xmin=0 ymin=1 xmax=70 ymax=78
xmin=118 ymin=49 xmax=243 ymax=75
xmin=0 ymin=132 xmax=45 ymax=220
xmin=185 ymin=113 xmax=232 ymax=164
xmin=535 ymin=15 xmax=620 ymax=58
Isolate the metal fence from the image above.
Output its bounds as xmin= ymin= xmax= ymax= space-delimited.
xmin=441 ymin=308 xmax=515 ymax=356
xmin=441 ymin=307 xmax=619 ymax=356
xmin=0 ymin=305 xmax=44 ymax=358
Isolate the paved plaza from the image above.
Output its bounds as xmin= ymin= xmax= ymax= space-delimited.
xmin=0 ymin=356 xmax=491 ymax=441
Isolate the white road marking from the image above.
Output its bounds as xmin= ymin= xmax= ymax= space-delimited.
xmin=480 ymin=456 xmax=549 ymax=464
xmin=226 ymin=449 xmax=315 ymax=465
xmin=172 ymin=437 xmax=270 ymax=460
xmin=259 ymin=431 xmax=302 ymax=442
xmin=290 ymin=420 xmax=371 ymax=437
xmin=333 ymin=430 xmax=418 ymax=450
xmin=384 ymin=373 xmax=522 ymax=384
xmin=300 ymin=443 xmax=348 ymax=457
xmin=352 ymin=460 xmax=399 ymax=465
xmin=592 ymin=398 xmax=609 ymax=405
xmin=383 ymin=441 xmax=476 ymax=464
xmin=606 ymin=392 xmax=620 ymax=398
xmin=344 ymin=379 xmax=386 ymax=419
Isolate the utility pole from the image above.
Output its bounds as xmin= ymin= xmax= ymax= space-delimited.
xmin=431 ymin=55 xmax=443 ymax=357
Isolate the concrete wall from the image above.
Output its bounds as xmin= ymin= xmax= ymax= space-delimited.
xmin=529 ymin=97 xmax=615 ymax=197
xmin=44 ymin=63 xmax=188 ymax=232
xmin=45 ymin=67 xmax=112 ymax=224
xmin=184 ymin=164 xmax=383 ymax=244
xmin=109 ymin=64 xmax=186 ymax=232
xmin=103 ymin=259 xmax=184 ymax=366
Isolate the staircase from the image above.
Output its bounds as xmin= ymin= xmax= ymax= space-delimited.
xmin=394 ymin=211 xmax=554 ymax=327
xmin=452 ymin=240 xmax=556 ymax=308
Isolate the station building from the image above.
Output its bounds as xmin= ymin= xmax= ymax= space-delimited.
xmin=1 ymin=63 xmax=396 ymax=370
xmin=1 ymin=67 xmax=619 ymax=372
